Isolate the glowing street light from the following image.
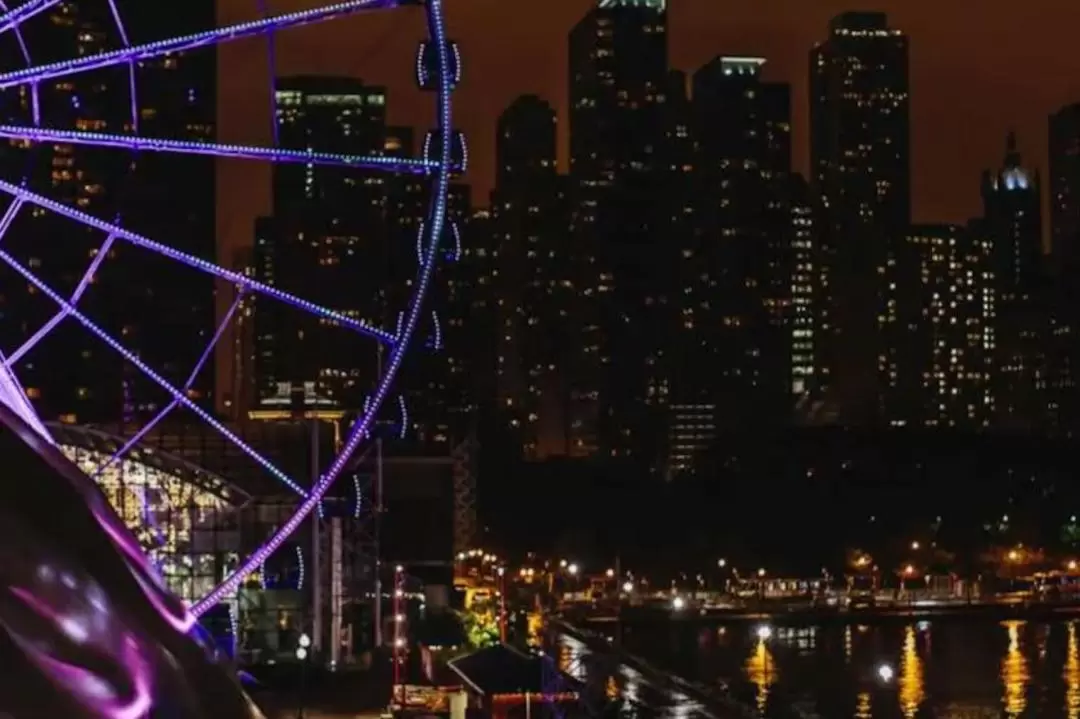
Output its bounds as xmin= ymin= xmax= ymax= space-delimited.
xmin=606 ymin=568 xmax=615 ymax=578
xmin=622 ymin=581 xmax=634 ymax=593
xmin=671 ymin=596 xmax=686 ymax=611
xmin=757 ymin=568 xmax=766 ymax=578
xmin=877 ymin=663 xmax=894 ymax=682
xmin=1069 ymin=560 xmax=1078 ymax=572
xmin=904 ymin=565 xmax=915 ymax=576
xmin=298 ymin=633 xmax=312 ymax=649
xmin=756 ymin=624 xmax=772 ymax=641
xmin=1008 ymin=550 xmax=1020 ymax=562
xmin=717 ymin=558 xmax=727 ymax=568
xmin=910 ymin=541 xmax=920 ymax=550
xmin=567 ymin=563 xmax=579 ymax=576
xmin=295 ymin=646 xmax=308 ymax=661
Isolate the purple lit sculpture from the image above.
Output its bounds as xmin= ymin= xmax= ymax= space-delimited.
xmin=0 ymin=0 xmax=458 ymax=713
xmin=0 ymin=400 xmax=264 ymax=717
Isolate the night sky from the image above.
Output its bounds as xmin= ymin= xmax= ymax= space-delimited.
xmin=217 ymin=0 xmax=1080 ymax=257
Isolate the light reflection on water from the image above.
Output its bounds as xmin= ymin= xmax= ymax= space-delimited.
xmin=1002 ymin=620 xmax=1029 ymax=718
xmin=898 ymin=626 xmax=924 ymax=719
xmin=615 ymin=618 xmax=1080 ymax=719
xmin=1067 ymin=624 xmax=1080 ymax=719
xmin=745 ymin=639 xmax=777 ymax=714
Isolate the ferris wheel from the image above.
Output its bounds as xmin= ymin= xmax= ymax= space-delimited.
xmin=0 ymin=0 xmax=460 ymax=619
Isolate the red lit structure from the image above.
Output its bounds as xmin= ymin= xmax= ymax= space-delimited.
xmin=449 ymin=645 xmax=578 ymax=719
xmin=393 ymin=564 xmax=407 ymax=706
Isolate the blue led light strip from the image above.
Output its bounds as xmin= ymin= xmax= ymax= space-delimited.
xmin=0 ymin=177 xmax=395 ymax=345
xmin=0 ymin=125 xmax=441 ymax=174
xmin=0 ymin=0 xmax=397 ymax=90
xmin=190 ymin=0 xmax=455 ymax=616
xmin=0 ymin=250 xmax=310 ymax=498
xmin=8 ymin=232 xmax=115 ymax=365
xmin=90 ymin=290 xmax=246 ymax=483
xmin=0 ymin=0 xmax=60 ymax=36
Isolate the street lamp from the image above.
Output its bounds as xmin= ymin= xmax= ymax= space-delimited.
xmin=296 ymin=633 xmax=312 ymax=719
xmin=718 ymin=558 xmax=727 ymax=568
xmin=622 ymin=581 xmax=634 ymax=594
xmin=756 ymin=624 xmax=772 ymax=641
xmin=877 ymin=663 xmax=894 ymax=683
xmin=672 ymin=596 xmax=686 ymax=611
xmin=567 ymin=563 xmax=579 ymax=576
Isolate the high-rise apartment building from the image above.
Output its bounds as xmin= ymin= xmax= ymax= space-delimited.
xmin=567 ymin=0 xmax=675 ymax=465
xmin=691 ymin=55 xmax=793 ymax=428
xmin=253 ymin=77 xmax=388 ymax=411
xmin=1047 ymin=107 xmax=1080 ymax=435
xmin=1049 ymin=104 xmax=1080 ymax=273
xmin=810 ymin=11 xmax=911 ymax=425
xmin=0 ymin=2 xmax=216 ymax=424
xmin=789 ymin=175 xmax=817 ymax=400
xmin=491 ymin=96 xmax=570 ymax=458
xmin=907 ymin=224 xmax=993 ymax=429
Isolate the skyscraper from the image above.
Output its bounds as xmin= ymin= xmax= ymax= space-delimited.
xmin=491 ymin=95 xmax=569 ymax=458
xmin=253 ymin=77 xmax=388 ymax=410
xmin=567 ymin=0 xmax=674 ymax=464
xmin=907 ymin=224 xmax=993 ymax=429
xmin=981 ymin=132 xmax=1047 ymax=432
xmin=1049 ymin=103 xmax=1080 ymax=273
xmin=691 ymin=55 xmax=793 ymax=428
xmin=810 ymin=11 xmax=911 ymax=425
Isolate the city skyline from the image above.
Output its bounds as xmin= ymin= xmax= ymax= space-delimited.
xmin=219 ymin=0 xmax=1080 ymax=258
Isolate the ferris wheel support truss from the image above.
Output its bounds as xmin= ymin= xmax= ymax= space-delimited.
xmin=0 ymin=0 xmax=460 ymax=624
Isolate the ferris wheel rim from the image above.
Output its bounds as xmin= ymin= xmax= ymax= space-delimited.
xmin=0 ymin=0 xmax=457 ymax=619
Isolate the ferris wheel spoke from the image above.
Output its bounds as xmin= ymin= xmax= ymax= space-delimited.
xmin=0 ymin=177 xmax=397 ymax=345
xmin=193 ymin=0 xmax=456 ymax=616
xmin=0 ymin=0 xmax=59 ymax=36
xmin=0 ymin=0 xmax=397 ymax=91
xmin=0 ymin=125 xmax=441 ymax=174
xmin=0 ymin=247 xmax=313 ymax=497
xmin=90 ymin=290 xmax=246 ymax=481
xmin=0 ymin=1 xmax=32 ymax=66
xmin=8 ymin=233 xmax=115 ymax=366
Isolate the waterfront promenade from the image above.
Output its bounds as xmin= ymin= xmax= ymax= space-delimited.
xmin=572 ymin=595 xmax=1080 ymax=626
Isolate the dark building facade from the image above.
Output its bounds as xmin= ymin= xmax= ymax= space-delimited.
xmin=0 ymin=2 xmax=216 ymax=424
xmin=1050 ymin=103 xmax=1080 ymax=273
xmin=691 ymin=55 xmax=793 ymax=429
xmin=810 ymin=11 xmax=911 ymax=425
xmin=253 ymin=76 xmax=388 ymax=411
xmin=491 ymin=96 xmax=571 ymax=458
xmin=567 ymin=0 xmax=673 ymax=465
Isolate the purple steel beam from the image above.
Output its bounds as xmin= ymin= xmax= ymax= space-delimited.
xmin=0 ymin=250 xmax=310 ymax=498
xmin=99 ymin=0 xmax=138 ymax=133
xmin=91 ymin=290 xmax=245 ymax=482
xmin=0 ymin=0 xmax=60 ymax=35
xmin=0 ymin=1 xmax=32 ymax=68
xmin=0 ymin=125 xmax=439 ymax=174
xmin=9 ymin=234 xmax=116 ymax=365
xmin=0 ymin=177 xmax=396 ymax=345
xmin=0 ymin=0 xmax=397 ymax=90
xmin=190 ymin=0 xmax=455 ymax=616
xmin=94 ymin=291 xmax=247 ymax=558
xmin=0 ymin=197 xmax=23 ymax=240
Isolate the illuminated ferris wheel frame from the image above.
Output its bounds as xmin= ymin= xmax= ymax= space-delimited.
xmin=0 ymin=0 xmax=461 ymax=619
